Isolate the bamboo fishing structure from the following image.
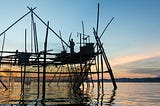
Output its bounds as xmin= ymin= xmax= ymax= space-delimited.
xmin=0 ymin=3 xmax=117 ymax=104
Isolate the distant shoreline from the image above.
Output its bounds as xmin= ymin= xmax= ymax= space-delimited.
xmin=91 ymin=77 xmax=160 ymax=82
xmin=1 ymin=76 xmax=160 ymax=82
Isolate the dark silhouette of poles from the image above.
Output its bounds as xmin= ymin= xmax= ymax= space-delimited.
xmin=94 ymin=3 xmax=117 ymax=90
xmin=0 ymin=7 xmax=36 ymax=36
xmin=42 ymin=21 xmax=49 ymax=100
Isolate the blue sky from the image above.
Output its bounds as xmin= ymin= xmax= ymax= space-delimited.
xmin=0 ymin=0 xmax=160 ymax=78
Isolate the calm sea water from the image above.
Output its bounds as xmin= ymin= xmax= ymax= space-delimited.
xmin=0 ymin=82 xmax=160 ymax=105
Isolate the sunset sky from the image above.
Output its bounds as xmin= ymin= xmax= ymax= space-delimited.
xmin=0 ymin=0 xmax=160 ymax=78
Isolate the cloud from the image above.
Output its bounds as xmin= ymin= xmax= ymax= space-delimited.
xmin=112 ymin=52 xmax=160 ymax=66
xmin=113 ymin=55 xmax=160 ymax=77
xmin=128 ymin=68 xmax=160 ymax=75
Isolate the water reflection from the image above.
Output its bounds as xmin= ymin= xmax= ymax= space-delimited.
xmin=106 ymin=89 xmax=116 ymax=105
xmin=0 ymin=82 xmax=117 ymax=105
xmin=17 ymin=82 xmax=91 ymax=105
xmin=94 ymin=86 xmax=116 ymax=106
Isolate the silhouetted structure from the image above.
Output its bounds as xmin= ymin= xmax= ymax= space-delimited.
xmin=0 ymin=3 xmax=117 ymax=104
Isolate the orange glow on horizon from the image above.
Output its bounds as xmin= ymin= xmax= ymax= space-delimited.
xmin=114 ymin=72 xmax=157 ymax=78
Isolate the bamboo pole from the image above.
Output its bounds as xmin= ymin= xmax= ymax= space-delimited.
xmin=42 ymin=21 xmax=49 ymax=99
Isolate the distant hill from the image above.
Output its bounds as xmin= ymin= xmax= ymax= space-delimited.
xmin=115 ymin=77 xmax=160 ymax=82
xmin=90 ymin=77 xmax=160 ymax=82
